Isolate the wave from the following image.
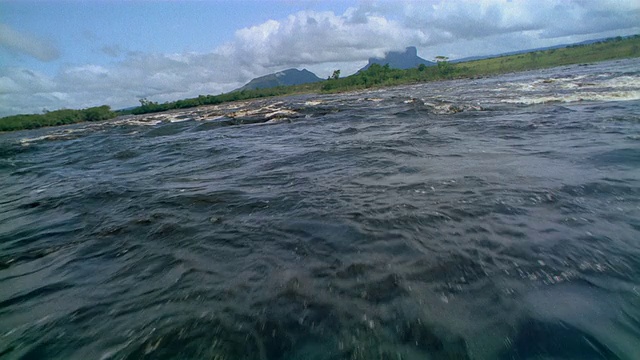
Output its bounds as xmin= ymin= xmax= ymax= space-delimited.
xmin=501 ymin=90 xmax=640 ymax=105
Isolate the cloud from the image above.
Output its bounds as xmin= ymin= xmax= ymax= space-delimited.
xmin=227 ymin=10 xmax=427 ymax=68
xmin=0 ymin=52 xmax=248 ymax=116
xmin=535 ymin=0 xmax=640 ymax=38
xmin=401 ymin=0 xmax=640 ymax=40
xmin=2 ymin=1 xmax=640 ymax=117
xmin=0 ymin=23 xmax=60 ymax=61
xmin=402 ymin=1 xmax=540 ymax=40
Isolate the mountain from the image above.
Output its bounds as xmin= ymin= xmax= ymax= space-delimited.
xmin=237 ymin=68 xmax=323 ymax=91
xmin=359 ymin=46 xmax=436 ymax=71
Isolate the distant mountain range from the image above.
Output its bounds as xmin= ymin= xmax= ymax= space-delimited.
xmin=237 ymin=47 xmax=437 ymax=92
xmin=359 ymin=46 xmax=436 ymax=71
xmin=236 ymin=68 xmax=323 ymax=91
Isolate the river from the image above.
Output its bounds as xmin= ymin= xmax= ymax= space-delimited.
xmin=1 ymin=58 xmax=640 ymax=359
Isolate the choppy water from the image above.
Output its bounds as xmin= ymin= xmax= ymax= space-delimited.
xmin=1 ymin=59 xmax=640 ymax=360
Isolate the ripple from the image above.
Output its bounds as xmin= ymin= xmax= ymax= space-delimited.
xmin=1 ymin=60 xmax=640 ymax=359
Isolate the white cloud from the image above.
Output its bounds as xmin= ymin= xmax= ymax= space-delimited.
xmin=0 ymin=23 xmax=60 ymax=61
xmin=536 ymin=0 xmax=640 ymax=38
xmin=1 ymin=1 xmax=639 ymax=117
xmin=227 ymin=10 xmax=425 ymax=68
xmin=0 ymin=52 xmax=249 ymax=116
xmin=0 ymin=68 xmax=56 ymax=94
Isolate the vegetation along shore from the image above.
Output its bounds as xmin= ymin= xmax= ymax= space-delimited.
xmin=1 ymin=35 xmax=638 ymax=132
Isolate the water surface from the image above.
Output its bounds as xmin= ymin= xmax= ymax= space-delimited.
xmin=1 ymin=59 xmax=640 ymax=359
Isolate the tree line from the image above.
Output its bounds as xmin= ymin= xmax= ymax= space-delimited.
xmin=131 ymin=86 xmax=294 ymax=115
xmin=0 ymin=105 xmax=116 ymax=132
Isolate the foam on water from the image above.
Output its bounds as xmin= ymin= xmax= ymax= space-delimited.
xmin=501 ymin=90 xmax=640 ymax=104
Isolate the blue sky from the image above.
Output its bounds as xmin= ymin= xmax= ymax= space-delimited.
xmin=2 ymin=1 xmax=354 ymax=73
xmin=1 ymin=0 xmax=639 ymax=116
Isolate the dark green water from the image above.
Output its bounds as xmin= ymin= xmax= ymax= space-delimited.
xmin=1 ymin=59 xmax=640 ymax=359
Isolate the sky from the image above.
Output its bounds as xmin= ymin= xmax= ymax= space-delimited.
xmin=1 ymin=0 xmax=639 ymax=117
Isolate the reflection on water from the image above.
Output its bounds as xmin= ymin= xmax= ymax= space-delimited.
xmin=1 ymin=58 xmax=640 ymax=359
